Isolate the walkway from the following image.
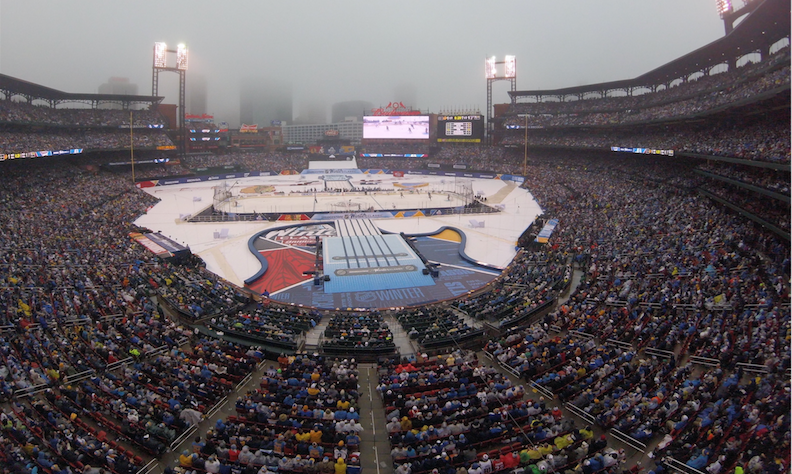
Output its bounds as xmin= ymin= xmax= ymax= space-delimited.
xmin=153 ymin=355 xmax=270 ymax=474
xmin=357 ymin=364 xmax=395 ymax=474
xmin=382 ymin=313 xmax=416 ymax=357
xmin=557 ymin=267 xmax=585 ymax=306
xmin=448 ymin=304 xmax=483 ymax=330
xmin=303 ymin=316 xmax=332 ymax=351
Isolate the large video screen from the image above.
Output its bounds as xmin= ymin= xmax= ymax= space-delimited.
xmin=436 ymin=115 xmax=484 ymax=143
xmin=363 ymin=116 xmax=429 ymax=140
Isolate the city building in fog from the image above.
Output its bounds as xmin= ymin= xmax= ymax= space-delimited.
xmin=97 ymin=77 xmax=138 ymax=109
xmin=331 ymin=100 xmax=372 ymax=123
xmin=239 ymin=77 xmax=292 ymax=126
xmin=187 ymin=74 xmax=208 ymax=116
xmin=293 ymin=99 xmax=327 ymax=125
xmin=98 ymin=77 xmax=138 ymax=96
xmin=393 ymin=83 xmax=418 ymax=109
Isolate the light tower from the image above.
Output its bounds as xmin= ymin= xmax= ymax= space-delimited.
xmin=152 ymin=42 xmax=188 ymax=157
xmin=717 ymin=0 xmax=762 ymax=35
xmin=485 ymin=55 xmax=516 ymax=145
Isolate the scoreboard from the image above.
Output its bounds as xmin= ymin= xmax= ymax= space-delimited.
xmin=436 ymin=115 xmax=484 ymax=143
xmin=445 ymin=121 xmax=473 ymax=136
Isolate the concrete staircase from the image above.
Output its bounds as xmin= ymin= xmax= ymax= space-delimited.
xmin=303 ymin=315 xmax=332 ymax=352
xmin=382 ymin=313 xmax=416 ymax=357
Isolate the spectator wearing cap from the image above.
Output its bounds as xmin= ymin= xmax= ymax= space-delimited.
xmin=205 ymin=454 xmax=220 ymax=473
xmin=179 ymin=449 xmax=194 ymax=467
xmin=479 ymin=454 xmax=492 ymax=474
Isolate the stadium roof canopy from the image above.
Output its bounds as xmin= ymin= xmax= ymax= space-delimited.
xmin=0 ymin=74 xmax=164 ymax=106
xmin=510 ymin=0 xmax=790 ymax=98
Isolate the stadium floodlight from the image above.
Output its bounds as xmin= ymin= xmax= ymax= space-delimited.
xmin=154 ymin=42 xmax=167 ymax=68
xmin=504 ymin=55 xmax=516 ymax=78
xmin=177 ymin=44 xmax=188 ymax=70
xmin=716 ymin=0 xmax=733 ymax=17
xmin=485 ymin=56 xmax=497 ymax=79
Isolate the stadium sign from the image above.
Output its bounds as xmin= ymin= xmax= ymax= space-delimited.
xmin=371 ymin=101 xmax=421 ymax=116
xmin=611 ymin=146 xmax=674 ymax=156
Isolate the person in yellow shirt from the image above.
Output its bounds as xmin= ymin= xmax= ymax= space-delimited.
xmin=334 ymin=457 xmax=347 ymax=474
xmin=578 ymin=426 xmax=594 ymax=440
xmin=554 ymin=434 xmax=573 ymax=450
xmin=400 ymin=417 xmax=412 ymax=431
xmin=310 ymin=427 xmax=323 ymax=443
xmin=337 ymin=399 xmax=350 ymax=410
xmin=179 ymin=450 xmax=194 ymax=467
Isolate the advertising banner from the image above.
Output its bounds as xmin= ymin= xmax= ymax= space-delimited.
xmin=1 ymin=148 xmax=83 ymax=161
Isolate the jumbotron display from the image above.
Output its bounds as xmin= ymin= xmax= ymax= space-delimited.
xmin=363 ymin=116 xmax=429 ymax=140
xmin=436 ymin=115 xmax=484 ymax=143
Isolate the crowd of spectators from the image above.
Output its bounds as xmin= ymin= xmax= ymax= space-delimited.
xmin=0 ymin=334 xmax=263 ymax=473
xmin=355 ymin=157 xmax=424 ymax=171
xmin=321 ymin=311 xmax=396 ymax=353
xmin=356 ymin=146 xmax=522 ymax=175
xmin=0 ymin=99 xmax=788 ymax=474
xmin=509 ymin=49 xmax=789 ymax=117
xmin=0 ymin=129 xmax=173 ymax=155
xmin=395 ymin=307 xmax=484 ymax=349
xmin=501 ymin=116 xmax=791 ymax=163
xmin=3 ymin=402 xmax=139 ymax=474
xmin=497 ymin=49 xmax=790 ymax=165
xmin=181 ymin=152 xmax=310 ymax=173
xmin=504 ymin=63 xmax=786 ymax=129
xmin=479 ymin=151 xmax=789 ymax=473
xmin=0 ymin=156 xmax=276 ymax=472
xmin=379 ymin=350 xmax=647 ymax=474
xmin=700 ymin=180 xmax=790 ymax=232
xmin=156 ymin=262 xmax=250 ymax=320
xmin=359 ymin=143 xmax=433 ymax=156
xmin=455 ymin=250 xmax=570 ymax=328
xmin=431 ymin=145 xmax=514 ymax=172
xmin=175 ymin=355 xmax=362 ymax=474
xmin=504 ymin=49 xmax=789 ymax=124
xmin=107 ymin=161 xmax=193 ymax=180
xmin=0 ymin=100 xmax=166 ymax=128
xmin=209 ymin=301 xmax=322 ymax=350
xmin=0 ymin=100 xmax=173 ymax=155
xmin=696 ymin=161 xmax=790 ymax=195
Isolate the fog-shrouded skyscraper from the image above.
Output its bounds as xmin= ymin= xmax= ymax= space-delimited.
xmin=187 ymin=74 xmax=208 ymax=116
xmin=331 ymin=100 xmax=373 ymax=123
xmin=97 ymin=78 xmax=138 ymax=109
xmin=98 ymin=77 xmax=138 ymax=96
xmin=239 ymin=77 xmax=292 ymax=126
xmin=293 ymin=99 xmax=327 ymax=125
xmin=393 ymin=83 xmax=418 ymax=109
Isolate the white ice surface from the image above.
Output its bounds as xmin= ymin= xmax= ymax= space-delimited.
xmin=134 ymin=174 xmax=543 ymax=287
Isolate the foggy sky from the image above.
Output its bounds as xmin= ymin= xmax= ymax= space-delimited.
xmin=0 ymin=1 xmax=727 ymax=126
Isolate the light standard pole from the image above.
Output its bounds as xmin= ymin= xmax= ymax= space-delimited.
xmin=130 ymin=110 xmax=136 ymax=184
xmin=521 ymin=114 xmax=527 ymax=178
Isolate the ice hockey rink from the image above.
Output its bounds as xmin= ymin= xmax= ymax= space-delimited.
xmin=134 ymin=168 xmax=543 ymax=306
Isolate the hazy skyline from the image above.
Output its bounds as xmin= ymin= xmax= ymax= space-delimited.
xmin=1 ymin=1 xmax=730 ymax=126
